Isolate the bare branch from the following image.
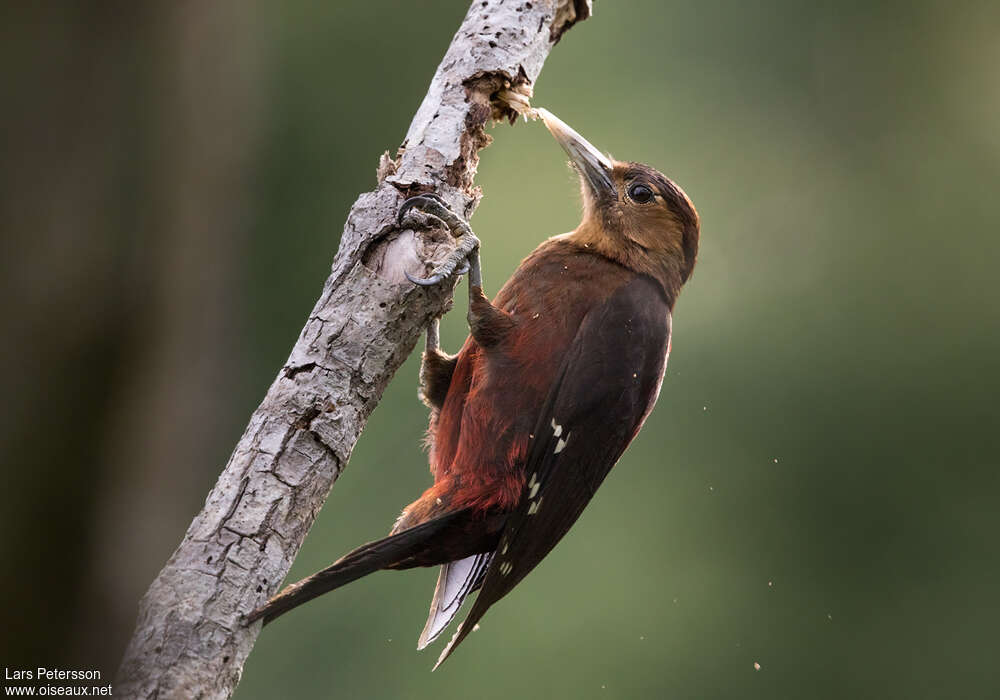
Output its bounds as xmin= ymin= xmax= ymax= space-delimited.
xmin=115 ymin=1 xmax=592 ymax=697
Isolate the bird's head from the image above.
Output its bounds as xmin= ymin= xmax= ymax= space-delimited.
xmin=538 ymin=108 xmax=700 ymax=298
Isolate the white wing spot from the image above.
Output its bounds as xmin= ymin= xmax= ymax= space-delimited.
xmin=527 ymin=472 xmax=540 ymax=498
xmin=527 ymin=496 xmax=544 ymax=515
xmin=551 ymin=418 xmax=563 ymax=437
xmin=554 ymin=435 xmax=568 ymax=454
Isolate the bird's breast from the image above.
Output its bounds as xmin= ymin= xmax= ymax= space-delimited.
xmin=430 ymin=241 xmax=638 ymax=512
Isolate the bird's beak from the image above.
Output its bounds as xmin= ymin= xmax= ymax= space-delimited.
xmin=537 ymin=108 xmax=616 ymax=200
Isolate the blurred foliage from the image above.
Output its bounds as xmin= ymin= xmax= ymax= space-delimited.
xmin=3 ymin=0 xmax=999 ymax=698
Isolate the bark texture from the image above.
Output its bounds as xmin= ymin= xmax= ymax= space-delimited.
xmin=116 ymin=1 xmax=592 ymax=698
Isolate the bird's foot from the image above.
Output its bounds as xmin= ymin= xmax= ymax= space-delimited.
xmin=398 ymin=194 xmax=482 ymax=289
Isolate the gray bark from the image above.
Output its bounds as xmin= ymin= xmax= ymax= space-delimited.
xmin=116 ymin=1 xmax=592 ymax=698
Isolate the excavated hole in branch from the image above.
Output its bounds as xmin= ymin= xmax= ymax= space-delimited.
xmin=362 ymin=209 xmax=459 ymax=287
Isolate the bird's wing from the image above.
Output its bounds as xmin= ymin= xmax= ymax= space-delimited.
xmin=418 ymin=552 xmax=493 ymax=649
xmin=433 ymin=276 xmax=672 ymax=669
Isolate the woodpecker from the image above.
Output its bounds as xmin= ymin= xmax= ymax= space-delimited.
xmin=247 ymin=109 xmax=700 ymax=669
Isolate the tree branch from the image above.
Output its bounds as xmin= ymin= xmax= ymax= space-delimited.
xmin=116 ymin=1 xmax=592 ymax=697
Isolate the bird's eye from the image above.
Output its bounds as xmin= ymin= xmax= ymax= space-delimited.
xmin=627 ymin=183 xmax=654 ymax=204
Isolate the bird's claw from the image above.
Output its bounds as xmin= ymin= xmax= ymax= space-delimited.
xmin=405 ymin=259 xmax=470 ymax=287
xmin=405 ymin=270 xmax=445 ymax=287
xmin=399 ymin=193 xmax=481 ymax=288
xmin=396 ymin=193 xmax=450 ymax=228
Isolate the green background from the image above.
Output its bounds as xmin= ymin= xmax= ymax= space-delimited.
xmin=2 ymin=1 xmax=998 ymax=698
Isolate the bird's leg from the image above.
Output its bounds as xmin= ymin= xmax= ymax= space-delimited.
xmin=419 ymin=317 xmax=456 ymax=411
xmin=399 ymin=193 xmax=513 ymax=352
xmin=397 ymin=195 xmax=470 ymax=408
xmin=425 ymin=316 xmax=441 ymax=352
xmin=467 ymin=286 xmax=514 ymax=349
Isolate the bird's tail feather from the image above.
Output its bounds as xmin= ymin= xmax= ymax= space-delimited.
xmin=417 ymin=552 xmax=492 ymax=649
xmin=246 ymin=509 xmax=471 ymax=626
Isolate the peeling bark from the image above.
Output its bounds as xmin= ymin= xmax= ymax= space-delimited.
xmin=116 ymin=1 xmax=592 ymax=698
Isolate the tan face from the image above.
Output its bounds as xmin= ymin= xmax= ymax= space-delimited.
xmin=607 ymin=163 xmax=698 ymax=266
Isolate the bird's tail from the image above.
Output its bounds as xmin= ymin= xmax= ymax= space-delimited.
xmin=417 ymin=552 xmax=492 ymax=649
xmin=245 ymin=509 xmax=472 ymax=626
